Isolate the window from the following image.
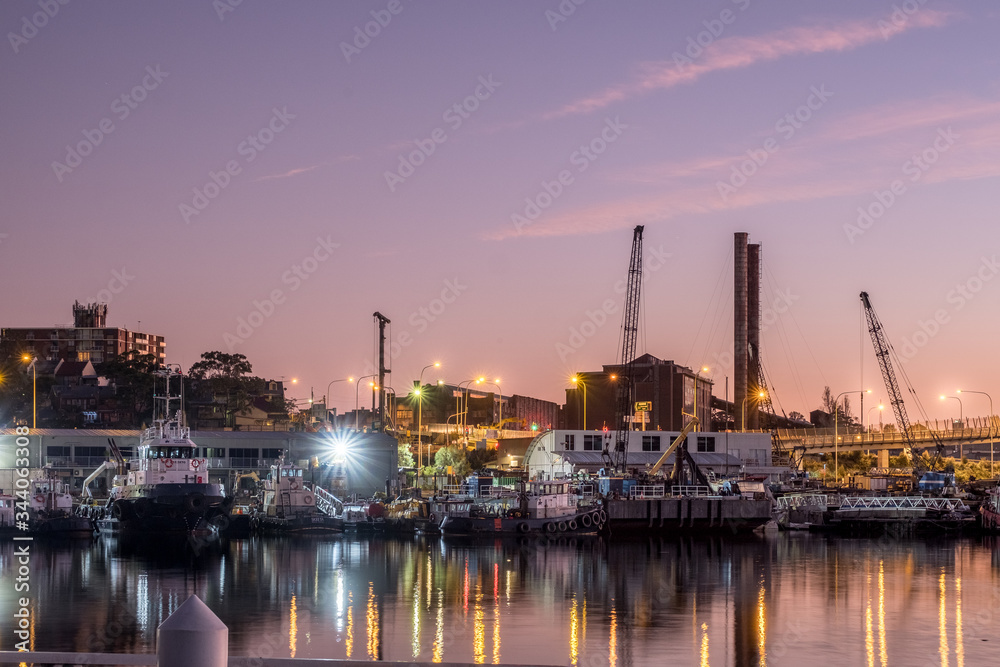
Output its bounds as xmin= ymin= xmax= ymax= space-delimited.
xmin=74 ymin=446 xmax=106 ymax=458
xmin=697 ymin=436 xmax=716 ymax=453
xmin=583 ymin=435 xmax=603 ymax=451
xmin=47 ymin=446 xmax=70 ymax=458
xmin=229 ymin=448 xmax=260 ymax=459
xmin=642 ymin=435 xmax=660 ymax=451
xmin=269 ymin=382 xmax=277 ymax=391
xmin=262 ymin=448 xmax=283 ymax=461
xmin=564 ymin=435 xmax=575 ymax=451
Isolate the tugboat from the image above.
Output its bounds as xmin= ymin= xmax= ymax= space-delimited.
xmin=979 ymin=483 xmax=1000 ymax=532
xmin=25 ymin=472 xmax=94 ymax=537
xmin=440 ymin=479 xmax=604 ymax=536
xmin=91 ymin=366 xmax=230 ymax=536
xmin=251 ymin=459 xmax=342 ymax=534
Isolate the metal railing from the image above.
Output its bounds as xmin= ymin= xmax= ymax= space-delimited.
xmin=310 ymin=485 xmax=341 ymax=516
xmin=838 ymin=496 xmax=968 ymax=511
xmin=671 ymin=485 xmax=712 ymax=497
xmin=776 ymin=493 xmax=830 ymax=510
xmin=629 ymin=485 xmax=665 ymax=499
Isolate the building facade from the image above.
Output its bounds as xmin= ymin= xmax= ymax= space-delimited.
xmin=565 ymin=354 xmax=714 ymax=432
xmin=3 ymin=301 xmax=165 ymax=365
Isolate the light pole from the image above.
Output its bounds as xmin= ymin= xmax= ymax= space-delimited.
xmin=741 ymin=391 xmax=765 ymax=432
xmin=325 ymin=377 xmax=353 ymax=425
xmin=957 ymin=389 xmax=993 ymax=475
xmin=416 ymin=362 xmax=441 ymax=480
xmin=571 ymin=375 xmax=587 ymax=430
xmin=354 ymin=375 xmax=376 ymax=431
xmin=833 ymin=389 xmax=867 ymax=485
xmin=456 ymin=379 xmax=480 ymax=444
xmin=867 ymin=404 xmax=884 ymax=432
xmin=481 ymin=379 xmax=502 ymax=430
xmin=939 ymin=395 xmax=963 ymax=430
xmin=22 ymin=354 xmax=36 ymax=429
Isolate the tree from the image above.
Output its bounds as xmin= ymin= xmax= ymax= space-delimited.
xmin=788 ymin=411 xmax=807 ymax=423
xmin=433 ymin=445 xmax=471 ymax=478
xmin=97 ymin=350 xmax=159 ymax=426
xmin=398 ymin=443 xmax=415 ymax=468
xmin=186 ymin=352 xmax=258 ymax=428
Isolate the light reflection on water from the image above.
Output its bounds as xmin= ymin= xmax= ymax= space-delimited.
xmin=1 ymin=534 xmax=1000 ymax=665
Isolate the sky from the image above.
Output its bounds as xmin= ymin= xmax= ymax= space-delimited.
xmin=2 ymin=0 xmax=999 ymax=423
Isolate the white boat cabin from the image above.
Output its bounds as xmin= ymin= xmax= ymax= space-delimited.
xmin=121 ymin=417 xmax=210 ymax=487
xmin=261 ymin=462 xmax=317 ymax=516
xmin=526 ymin=480 xmax=577 ymax=519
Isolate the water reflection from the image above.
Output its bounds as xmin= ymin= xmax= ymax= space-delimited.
xmin=2 ymin=534 xmax=1000 ymax=665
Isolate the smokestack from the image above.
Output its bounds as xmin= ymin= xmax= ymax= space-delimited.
xmin=747 ymin=243 xmax=761 ymax=430
xmin=734 ymin=233 xmax=748 ymax=432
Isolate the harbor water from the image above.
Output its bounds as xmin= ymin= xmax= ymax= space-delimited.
xmin=2 ymin=532 xmax=999 ymax=666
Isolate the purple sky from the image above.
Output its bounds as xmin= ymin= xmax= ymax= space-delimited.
xmin=2 ymin=1 xmax=998 ymax=423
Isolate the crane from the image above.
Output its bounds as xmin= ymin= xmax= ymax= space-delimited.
xmin=860 ymin=292 xmax=943 ymax=472
xmin=607 ymin=225 xmax=644 ymax=473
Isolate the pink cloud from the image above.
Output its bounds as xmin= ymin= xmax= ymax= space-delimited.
xmin=545 ymin=11 xmax=953 ymax=119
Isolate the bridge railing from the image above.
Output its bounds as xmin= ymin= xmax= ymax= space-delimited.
xmin=838 ymin=496 xmax=968 ymax=511
xmin=777 ymin=424 xmax=997 ymax=449
xmin=776 ymin=493 xmax=831 ymax=510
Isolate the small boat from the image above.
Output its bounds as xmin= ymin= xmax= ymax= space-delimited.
xmin=440 ymin=480 xmax=604 ymax=536
xmin=251 ymin=460 xmax=342 ymax=534
xmin=24 ymin=472 xmax=94 ymax=537
xmin=980 ymin=484 xmax=1000 ymax=532
xmin=341 ymin=500 xmax=385 ymax=532
xmin=91 ymin=367 xmax=230 ymax=536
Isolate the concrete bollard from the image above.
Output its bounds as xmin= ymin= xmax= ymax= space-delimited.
xmin=157 ymin=594 xmax=228 ymax=667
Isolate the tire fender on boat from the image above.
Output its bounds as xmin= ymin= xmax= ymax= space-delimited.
xmin=581 ymin=513 xmax=592 ymax=528
xmin=545 ymin=522 xmax=556 ymax=533
xmin=186 ymin=492 xmax=206 ymax=513
xmin=558 ymin=521 xmax=568 ymax=532
xmin=134 ymin=499 xmax=151 ymax=518
xmin=599 ymin=509 xmax=608 ymax=523
xmin=517 ymin=522 xmax=529 ymax=534
xmin=568 ymin=519 xmax=578 ymax=531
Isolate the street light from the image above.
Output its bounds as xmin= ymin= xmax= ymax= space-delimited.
xmin=867 ymin=403 xmax=884 ymax=432
xmin=354 ymin=375 xmax=376 ymax=431
xmin=416 ymin=362 xmax=441 ymax=480
xmin=456 ymin=379 xmax=480 ymax=445
xmin=940 ymin=395 xmax=963 ymax=430
xmin=957 ymin=389 xmax=994 ymax=475
xmin=481 ymin=379 xmax=503 ymax=430
xmin=571 ymin=375 xmax=586 ymax=430
xmin=833 ymin=389 xmax=867 ymax=485
xmin=22 ymin=354 xmax=36 ymax=429
xmin=325 ymin=376 xmax=353 ymax=420
xmin=740 ymin=391 xmax=766 ymax=432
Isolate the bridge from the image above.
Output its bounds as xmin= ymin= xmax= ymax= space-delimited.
xmin=775 ymin=415 xmax=998 ymax=456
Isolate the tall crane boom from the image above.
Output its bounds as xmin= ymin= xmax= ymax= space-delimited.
xmin=607 ymin=225 xmax=644 ymax=472
xmin=860 ymin=292 xmax=944 ymax=469
xmin=860 ymin=292 xmax=916 ymax=452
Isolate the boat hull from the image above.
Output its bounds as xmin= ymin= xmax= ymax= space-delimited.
xmin=98 ymin=483 xmax=229 ymax=535
xmin=254 ymin=514 xmax=343 ymax=534
xmin=441 ymin=509 xmax=603 ymax=536
xmin=980 ymin=501 xmax=1000 ymax=533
